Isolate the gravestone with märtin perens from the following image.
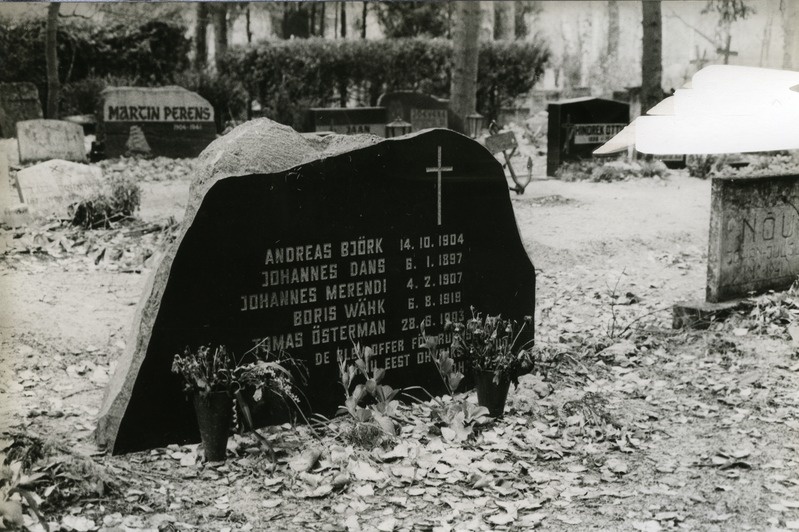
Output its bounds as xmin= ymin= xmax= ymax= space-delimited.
xmin=99 ymin=86 xmax=216 ymax=158
xmin=96 ymin=120 xmax=536 ymax=454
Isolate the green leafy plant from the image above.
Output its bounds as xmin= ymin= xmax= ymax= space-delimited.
xmin=0 ymin=459 xmax=48 ymax=531
xmin=337 ymin=343 xmax=401 ymax=443
xmin=172 ymin=344 xmax=305 ymax=465
xmin=450 ymin=310 xmax=534 ymax=387
xmin=421 ymin=328 xmax=490 ymax=442
xmin=70 ymin=173 xmax=141 ymax=229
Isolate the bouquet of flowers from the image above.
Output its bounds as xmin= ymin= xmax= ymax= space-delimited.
xmin=450 ymin=310 xmax=534 ymax=386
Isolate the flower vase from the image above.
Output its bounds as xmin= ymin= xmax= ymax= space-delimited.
xmin=192 ymin=391 xmax=233 ymax=461
xmin=474 ymin=370 xmax=511 ymax=418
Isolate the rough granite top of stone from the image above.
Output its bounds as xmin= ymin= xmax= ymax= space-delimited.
xmin=193 ymin=118 xmax=382 ymax=195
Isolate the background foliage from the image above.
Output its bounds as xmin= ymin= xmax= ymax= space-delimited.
xmin=222 ymin=37 xmax=549 ymax=129
xmin=1 ymin=16 xmax=548 ymax=132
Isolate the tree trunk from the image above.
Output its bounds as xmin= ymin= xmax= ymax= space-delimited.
xmin=246 ymin=4 xmax=252 ymax=43
xmin=494 ymin=1 xmax=514 ymax=40
xmin=320 ymin=2 xmax=326 ymax=37
xmin=641 ymin=0 xmax=662 ymax=115
xmin=783 ymin=0 xmax=799 ymax=70
xmin=195 ymin=2 xmax=208 ymax=70
xmin=513 ymin=0 xmax=528 ymax=39
xmin=46 ymin=2 xmax=60 ymax=119
xmin=362 ymin=1 xmax=368 ymax=39
xmin=340 ymin=2 xmax=347 ymax=38
xmin=310 ymin=3 xmax=316 ymax=36
xmin=213 ymin=4 xmax=228 ymax=70
xmin=480 ymin=1 xmax=494 ymax=42
xmin=450 ymin=1 xmax=481 ymax=123
xmin=607 ymin=0 xmax=619 ymax=58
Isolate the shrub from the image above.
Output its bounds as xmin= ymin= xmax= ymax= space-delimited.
xmin=556 ymin=158 xmax=669 ymax=182
xmin=70 ymin=172 xmax=141 ymax=228
xmin=173 ymin=71 xmax=249 ymax=132
xmin=0 ymin=16 xmax=190 ymax=114
xmin=221 ymin=37 xmax=549 ymax=130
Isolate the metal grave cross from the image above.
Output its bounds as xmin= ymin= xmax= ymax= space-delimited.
xmin=426 ymin=145 xmax=453 ymax=226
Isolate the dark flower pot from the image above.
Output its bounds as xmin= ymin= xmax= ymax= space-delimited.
xmin=475 ymin=370 xmax=511 ymax=418
xmin=192 ymin=391 xmax=233 ymax=462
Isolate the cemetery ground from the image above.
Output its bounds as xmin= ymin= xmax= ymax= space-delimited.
xmin=1 ymin=153 xmax=799 ymax=532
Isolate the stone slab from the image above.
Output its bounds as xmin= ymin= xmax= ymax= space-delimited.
xmin=707 ymin=174 xmax=799 ymax=302
xmin=0 ymin=82 xmax=42 ymax=138
xmin=672 ymin=299 xmax=747 ymax=329
xmin=378 ymin=92 xmax=464 ymax=134
xmin=17 ymin=119 xmax=87 ymax=164
xmin=546 ymin=97 xmax=629 ymax=176
xmin=16 ymin=159 xmax=102 ymax=218
xmin=305 ymin=107 xmax=388 ymax=136
xmin=99 ymin=86 xmax=216 ymax=158
xmin=96 ymin=121 xmax=536 ymax=454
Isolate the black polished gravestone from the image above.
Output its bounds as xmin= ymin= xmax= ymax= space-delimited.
xmin=546 ymin=97 xmax=629 ymax=176
xmin=305 ymin=107 xmax=388 ymax=136
xmin=97 ymin=127 xmax=536 ymax=454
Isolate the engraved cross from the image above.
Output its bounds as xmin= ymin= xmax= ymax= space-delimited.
xmin=426 ymin=146 xmax=453 ymax=226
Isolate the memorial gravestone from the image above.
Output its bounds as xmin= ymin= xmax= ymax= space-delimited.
xmin=17 ymin=120 xmax=87 ymax=164
xmin=99 ymin=86 xmax=216 ymax=158
xmin=378 ymin=92 xmax=463 ymax=133
xmin=0 ymin=83 xmax=43 ymax=138
xmin=305 ymin=107 xmax=388 ymax=136
xmin=707 ymin=174 xmax=799 ymax=302
xmin=16 ymin=160 xmax=102 ymax=218
xmin=546 ymin=97 xmax=629 ymax=176
xmin=97 ymin=120 xmax=536 ymax=454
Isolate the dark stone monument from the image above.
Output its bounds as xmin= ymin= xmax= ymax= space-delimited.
xmin=96 ymin=119 xmax=536 ymax=454
xmin=17 ymin=120 xmax=87 ymax=164
xmin=707 ymin=174 xmax=799 ymax=302
xmin=546 ymin=97 xmax=630 ymax=176
xmin=305 ymin=107 xmax=388 ymax=136
xmin=377 ymin=92 xmax=464 ymax=134
xmin=98 ymin=86 xmax=216 ymax=158
xmin=0 ymin=83 xmax=43 ymax=138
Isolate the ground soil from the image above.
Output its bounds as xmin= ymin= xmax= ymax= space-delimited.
xmin=1 ymin=148 xmax=797 ymax=532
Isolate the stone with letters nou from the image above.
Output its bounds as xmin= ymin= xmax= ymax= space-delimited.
xmin=546 ymin=97 xmax=629 ymax=176
xmin=305 ymin=107 xmax=388 ymax=136
xmin=99 ymin=86 xmax=215 ymax=158
xmin=707 ymin=174 xmax=799 ymax=302
xmin=96 ymin=119 xmax=536 ymax=453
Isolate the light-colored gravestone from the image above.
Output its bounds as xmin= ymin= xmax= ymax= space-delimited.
xmin=707 ymin=174 xmax=799 ymax=302
xmin=17 ymin=120 xmax=87 ymax=164
xmin=100 ymin=86 xmax=215 ymax=158
xmin=16 ymin=160 xmax=102 ymax=218
xmin=0 ymin=83 xmax=43 ymax=138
